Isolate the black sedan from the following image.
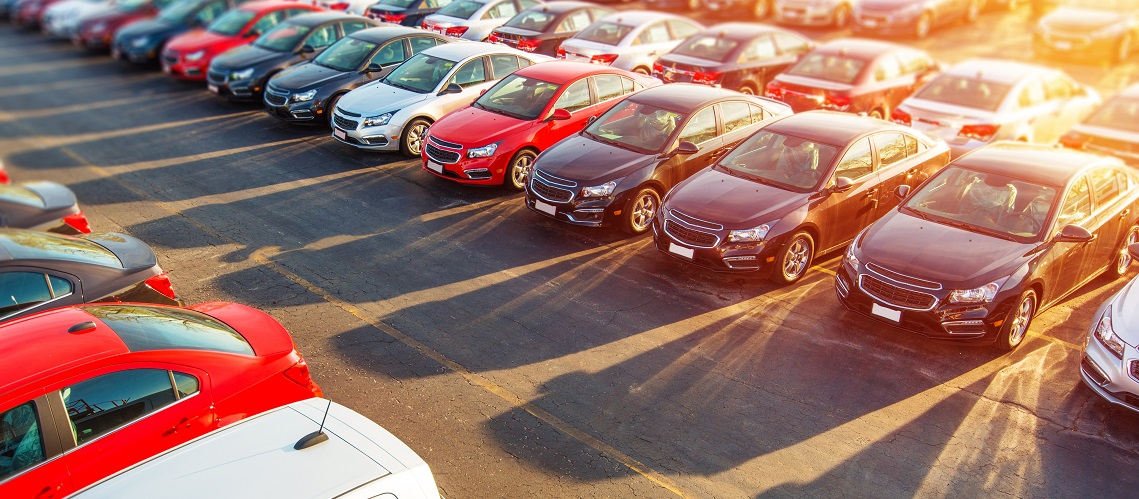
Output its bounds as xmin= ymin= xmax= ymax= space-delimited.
xmin=524 ymin=84 xmax=793 ymax=235
xmin=264 ymin=26 xmax=450 ymax=123
xmin=0 ymin=181 xmax=90 ymax=234
xmin=652 ymin=22 xmax=813 ymax=95
xmin=112 ymin=0 xmax=246 ymax=64
xmin=1033 ymin=0 xmax=1139 ymax=64
xmin=853 ymin=0 xmax=983 ymax=39
xmin=839 ymin=143 xmax=1139 ymax=350
xmin=1061 ymin=82 xmax=1139 ymax=166
xmin=654 ymin=111 xmax=950 ymax=284
xmin=208 ymin=13 xmax=380 ymax=101
xmin=0 ymin=229 xmax=182 ymax=323
xmin=366 ymin=0 xmax=454 ymax=26
xmin=488 ymin=1 xmax=614 ymax=57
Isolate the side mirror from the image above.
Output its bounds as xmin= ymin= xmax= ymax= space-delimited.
xmin=1057 ymin=224 xmax=1095 ymax=243
xmin=1130 ymin=242 xmax=1139 ymax=260
xmin=676 ymin=141 xmax=699 ymax=155
xmin=833 ymin=176 xmax=854 ymax=193
xmin=586 ymin=115 xmax=598 ymax=125
xmin=894 ymin=184 xmax=910 ymax=200
xmin=547 ymin=108 xmax=571 ymax=121
xmin=244 ymin=29 xmax=259 ymax=38
xmin=301 ymin=44 xmax=315 ymax=54
xmin=363 ymin=63 xmax=383 ymax=73
xmin=438 ymin=82 xmax=462 ymax=96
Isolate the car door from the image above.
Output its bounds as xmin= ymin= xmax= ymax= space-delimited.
xmin=0 ymin=394 xmax=72 ymax=499
xmin=1082 ymin=166 xmax=1129 ymax=275
xmin=535 ymin=76 xmax=594 ymax=144
xmin=672 ymin=105 xmax=722 ymax=186
xmin=818 ymin=137 xmax=881 ymax=250
xmin=363 ymin=38 xmax=407 ymax=80
xmin=0 ymin=269 xmax=81 ymax=323
xmin=437 ymin=56 xmax=491 ymax=115
xmin=1049 ymin=174 xmax=1094 ymax=298
xmin=632 ymin=20 xmax=672 ymax=63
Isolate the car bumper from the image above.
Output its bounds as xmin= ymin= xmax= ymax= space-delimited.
xmin=333 ymin=123 xmax=402 ymax=151
xmin=651 ymin=221 xmax=782 ymax=276
xmin=421 ymin=154 xmax=507 ymax=185
xmin=773 ymin=7 xmax=835 ymax=26
xmin=78 ymin=31 xmax=113 ymax=49
xmin=1079 ymin=295 xmax=1139 ymax=414
xmin=162 ymin=60 xmax=209 ymax=80
xmin=114 ymin=42 xmax=161 ymax=64
xmin=1032 ymin=33 xmax=1117 ymax=60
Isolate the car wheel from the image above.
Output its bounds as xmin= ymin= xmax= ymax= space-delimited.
xmin=739 ymin=82 xmax=757 ymax=95
xmin=869 ymin=108 xmax=885 ymax=119
xmin=996 ymin=289 xmax=1036 ymax=351
xmin=772 ymin=231 xmax=814 ymax=285
xmin=914 ymin=12 xmax=932 ymax=38
xmin=621 ymin=187 xmax=660 ymax=235
xmin=401 ymin=118 xmax=430 ymax=157
xmin=633 ymin=66 xmax=651 ymax=75
xmin=832 ymin=3 xmax=850 ymax=27
xmin=505 ymin=149 xmax=536 ymax=191
xmin=1116 ymin=34 xmax=1132 ymax=63
xmin=966 ymin=0 xmax=980 ymax=22
xmin=325 ymin=94 xmax=341 ymax=126
xmin=1112 ymin=225 xmax=1139 ymax=278
xmin=753 ymin=0 xmax=770 ymax=18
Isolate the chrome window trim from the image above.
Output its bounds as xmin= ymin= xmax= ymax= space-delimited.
xmin=0 ymin=292 xmax=75 ymax=322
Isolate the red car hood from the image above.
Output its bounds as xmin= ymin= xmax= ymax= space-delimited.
xmin=429 ymin=105 xmax=537 ymax=146
xmin=166 ymin=29 xmax=240 ymax=54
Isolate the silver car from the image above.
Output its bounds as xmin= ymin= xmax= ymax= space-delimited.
xmin=332 ymin=41 xmax=547 ymax=156
xmin=772 ymin=0 xmax=859 ymax=27
xmin=556 ymin=11 xmax=703 ymax=75
xmin=421 ymin=0 xmax=541 ymax=41
xmin=41 ymin=0 xmax=115 ymax=39
xmin=1082 ymin=243 xmax=1139 ymax=413
xmin=891 ymin=58 xmax=1101 ymax=158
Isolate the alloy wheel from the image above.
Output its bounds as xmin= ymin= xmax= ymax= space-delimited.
xmin=406 ymin=123 xmax=427 ymax=156
xmin=630 ymin=192 xmax=657 ymax=233
xmin=1117 ymin=228 xmax=1139 ymax=275
xmin=509 ymin=153 xmax=533 ymax=190
xmin=1008 ymin=292 xmax=1036 ymax=347
xmin=782 ymin=237 xmax=811 ymax=280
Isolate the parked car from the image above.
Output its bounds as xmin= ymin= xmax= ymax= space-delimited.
xmin=0 ymin=181 xmax=90 ymax=234
xmin=1060 ymin=83 xmax=1139 ymax=166
xmin=524 ymin=84 xmax=793 ymax=234
xmin=488 ymin=1 xmax=612 ymax=56
xmin=890 ymin=58 xmax=1100 ymax=158
xmin=423 ymin=61 xmax=659 ymax=189
xmin=112 ymin=0 xmax=247 ymax=64
xmin=765 ymin=38 xmax=939 ymax=118
xmin=642 ymin=0 xmax=700 ymax=11
xmin=313 ymin=0 xmax=375 ymax=14
xmin=41 ymin=0 xmax=116 ymax=39
xmin=1081 ymin=243 xmax=1139 ymax=413
xmin=0 ymin=229 xmax=181 ymax=323
xmin=265 ymin=26 xmax=451 ymax=123
xmin=365 ymin=0 xmax=453 ymax=26
xmin=701 ymin=0 xmax=772 ymax=19
xmin=838 ymin=142 xmax=1139 ymax=350
xmin=772 ymin=0 xmax=858 ymax=27
xmin=331 ymin=41 xmax=545 ymax=156
xmin=556 ymin=10 xmax=703 ymax=74
xmin=70 ymin=398 xmax=440 ymax=499
xmin=0 ymin=302 xmax=324 ymax=496
xmin=0 ymin=163 xmax=10 ymax=184
xmin=75 ymin=0 xmax=177 ymax=51
xmin=210 ymin=12 xmax=378 ymax=100
xmin=1033 ymin=0 xmax=1139 ymax=64
xmin=11 ymin=0 xmax=67 ymax=27
xmin=853 ymin=0 xmax=983 ymax=38
xmin=421 ymin=0 xmax=540 ymax=41
xmin=654 ymin=111 xmax=949 ymax=283
xmin=652 ymin=22 xmax=812 ymax=95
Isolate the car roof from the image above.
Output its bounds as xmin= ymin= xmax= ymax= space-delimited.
xmin=597 ymin=9 xmax=683 ymax=26
xmin=943 ymin=58 xmax=1051 ymax=85
xmin=694 ymin=22 xmax=795 ymax=41
xmin=0 ymin=307 xmax=129 ymax=396
xmin=287 ymin=11 xmax=368 ymax=26
xmin=421 ymin=40 xmax=521 ymax=60
xmin=628 ymin=83 xmax=766 ymax=113
xmin=954 ymin=142 xmax=1125 ymax=186
xmin=515 ymin=61 xmax=623 ymax=84
xmin=525 ymin=0 xmax=601 ymax=13
xmin=237 ymin=0 xmax=314 ymax=13
xmin=765 ymin=110 xmax=901 ymax=145
xmin=349 ymin=25 xmax=429 ymax=42
xmin=814 ymin=37 xmax=907 ymax=59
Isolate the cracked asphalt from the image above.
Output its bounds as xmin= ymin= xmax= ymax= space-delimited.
xmin=3 ymin=6 xmax=1139 ymax=497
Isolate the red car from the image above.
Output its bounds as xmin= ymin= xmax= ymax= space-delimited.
xmin=74 ymin=0 xmax=179 ymax=51
xmin=12 ymin=0 xmax=66 ymax=27
xmin=0 ymin=302 xmax=322 ymax=497
xmin=423 ymin=61 xmax=660 ymax=190
xmin=161 ymin=0 xmax=322 ymax=80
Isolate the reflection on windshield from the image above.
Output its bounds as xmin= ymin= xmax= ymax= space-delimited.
xmin=584 ymin=101 xmax=684 ymax=154
xmin=575 ymin=22 xmax=631 ymax=45
xmin=503 ymin=10 xmax=554 ymax=31
xmin=905 ymin=166 xmax=1057 ymax=241
xmin=0 ymin=231 xmax=123 ymax=268
xmin=207 ymin=9 xmax=253 ymax=35
xmin=475 ymin=74 xmax=559 ymax=120
xmin=254 ymin=22 xmax=309 ymax=51
xmin=436 ymin=0 xmax=480 ymax=19
xmin=315 ymin=37 xmax=378 ymax=72
xmin=382 ymin=53 xmax=455 ymax=93
xmin=914 ymin=75 xmax=1011 ymax=112
xmin=785 ymin=53 xmax=865 ymax=84
xmin=1086 ymin=96 xmax=1139 ymax=132
xmin=719 ymin=131 xmax=839 ymax=191
xmin=672 ymin=35 xmax=738 ymax=63
xmin=158 ymin=0 xmax=197 ymax=23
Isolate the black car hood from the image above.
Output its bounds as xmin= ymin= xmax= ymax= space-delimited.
xmin=271 ymin=61 xmax=354 ymax=92
xmin=212 ymin=45 xmax=290 ymax=70
xmin=117 ymin=18 xmax=185 ymax=39
xmin=1040 ymin=7 xmax=1128 ymax=33
xmin=664 ymin=167 xmax=806 ymax=227
xmin=534 ymin=135 xmax=658 ymax=184
xmin=493 ymin=25 xmax=541 ymax=37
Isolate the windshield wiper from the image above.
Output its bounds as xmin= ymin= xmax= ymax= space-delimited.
xmin=383 ymin=80 xmax=422 ymax=93
xmin=584 ymin=131 xmax=635 ymax=152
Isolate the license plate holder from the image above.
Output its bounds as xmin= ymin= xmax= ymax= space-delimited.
xmin=668 ymin=243 xmax=694 ymax=260
xmin=207 ymin=84 xmax=218 ymax=93
xmin=534 ymin=200 xmax=556 ymax=216
xmin=333 ymin=128 xmax=347 ymax=140
xmin=871 ymin=303 xmax=902 ymax=322
xmin=427 ymin=160 xmax=444 ymax=173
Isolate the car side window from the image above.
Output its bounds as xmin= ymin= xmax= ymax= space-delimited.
xmin=193 ymin=1 xmax=225 ymax=26
xmin=305 ymin=24 xmax=337 ymax=49
xmin=747 ymin=103 xmax=767 ymax=123
xmin=835 ymin=138 xmax=874 ymax=179
xmin=557 ymin=10 xmax=591 ymax=33
xmin=773 ymin=32 xmax=808 ymax=55
xmin=489 ymin=54 xmax=520 ymax=79
xmin=1057 ymin=175 xmax=1091 ymax=228
xmin=873 ymin=55 xmax=902 ymax=82
xmin=343 ymin=21 xmax=372 ymax=36
xmin=0 ymin=272 xmax=71 ymax=318
xmin=409 ymin=36 xmax=439 ymax=54
xmin=552 ymin=79 xmax=592 ymax=112
xmin=679 ymin=107 xmax=717 ymax=145
xmin=667 ymin=20 xmax=699 ymax=40
xmin=720 ymin=101 xmax=752 ymax=133
xmin=897 ymin=50 xmax=929 ymax=75
xmin=484 ymin=0 xmax=517 ymax=19
xmin=1089 ymin=168 xmax=1122 ymax=208
xmin=636 ymin=21 xmax=670 ymax=45
xmin=592 ymin=74 xmax=625 ymax=101
xmin=63 ymin=369 xmax=186 ymax=446
xmin=872 ymin=132 xmax=908 ymax=168
xmin=1043 ymin=73 xmax=1074 ymax=100
xmin=739 ymin=35 xmax=776 ymax=64
xmin=903 ymin=134 xmax=920 ymax=154
xmin=1017 ymin=77 xmax=1048 ymax=108
xmin=451 ymin=58 xmax=487 ymax=87
xmin=519 ymin=0 xmax=540 ymax=8
xmin=371 ymin=40 xmax=407 ymax=66
xmin=249 ymin=11 xmax=284 ymax=35
xmin=0 ymin=402 xmax=46 ymax=481
xmin=173 ymin=372 xmax=200 ymax=398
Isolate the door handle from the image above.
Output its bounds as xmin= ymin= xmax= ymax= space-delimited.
xmin=163 ymin=416 xmax=193 ymax=436
xmin=1121 ymin=209 xmax=1131 ymax=220
xmin=35 ymin=485 xmax=61 ymax=499
xmin=864 ymin=188 xmax=879 ymax=198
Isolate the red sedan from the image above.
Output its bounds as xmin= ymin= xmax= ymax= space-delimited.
xmin=0 ymin=302 xmax=322 ymax=497
xmin=423 ymin=61 xmax=660 ymax=190
xmin=161 ymin=1 xmax=321 ymax=80
xmin=74 ymin=0 xmax=177 ymax=51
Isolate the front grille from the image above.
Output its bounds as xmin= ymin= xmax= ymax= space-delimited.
xmin=425 ymin=142 xmax=460 ymax=164
xmin=429 ymin=136 xmax=462 ymax=150
xmin=337 ymin=107 xmax=361 ymax=118
xmin=866 ymin=263 xmax=941 ymax=290
xmin=668 ymin=209 xmax=722 ymax=230
xmin=531 ymin=168 xmax=577 ymax=188
xmin=859 ymin=275 xmax=936 ymax=310
xmin=207 ymin=69 xmax=227 ymax=85
xmin=265 ymin=87 xmax=288 ymax=106
xmin=333 ymin=114 xmax=359 ymax=131
xmin=531 ymin=178 xmax=573 ymax=202
xmin=664 ymin=219 xmax=718 ymax=248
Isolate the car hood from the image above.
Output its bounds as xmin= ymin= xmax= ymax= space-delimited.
xmin=22 ymin=181 xmax=78 ymax=210
xmin=428 ymin=106 xmax=534 ymax=145
xmin=665 ymin=167 xmax=806 ymax=226
xmin=859 ymin=210 xmax=1034 ymax=284
xmin=774 ymin=73 xmax=853 ymax=93
xmin=118 ymin=18 xmax=182 ymax=38
xmin=167 ymin=29 xmax=236 ymax=52
xmin=535 ymin=135 xmax=656 ymax=184
xmin=493 ymin=25 xmax=540 ymax=37
xmin=338 ymin=81 xmax=428 ymax=115
xmin=271 ymin=61 xmax=355 ymax=91
xmin=212 ymin=44 xmax=288 ymax=70
xmin=1040 ymin=7 xmax=1128 ymax=33
xmin=1112 ymin=277 xmax=1139 ymax=345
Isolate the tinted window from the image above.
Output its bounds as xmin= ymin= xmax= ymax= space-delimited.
xmin=738 ymin=36 xmax=774 ymax=63
xmin=748 ymin=103 xmax=767 ymax=123
xmin=0 ymin=273 xmax=52 ymax=316
xmin=451 ymin=58 xmax=487 ymax=87
xmin=873 ymin=132 xmax=908 ymax=168
xmin=83 ymin=305 xmax=255 ymax=355
xmin=575 ymin=22 xmax=632 ymax=45
xmin=906 ymin=166 xmax=1057 ymax=240
xmin=173 ymin=372 xmax=200 ymax=398
xmin=0 ymin=232 xmax=122 ymax=268
xmin=315 ymin=36 xmax=378 ymax=71
xmin=1089 ymin=168 xmax=1122 ymax=207
xmin=475 ymin=74 xmax=559 ymax=120
xmin=193 ymin=0 xmax=225 ymax=26
xmin=306 ymin=24 xmax=338 ymax=49
xmin=409 ymin=36 xmax=439 ymax=54
xmin=674 ymin=35 xmax=739 ymax=63
xmin=342 ymin=21 xmax=372 ymax=36
xmin=0 ymin=402 xmax=44 ymax=481
xmin=371 ymin=40 xmax=407 ymax=66
xmin=553 ymin=79 xmax=592 ymax=112
xmin=773 ymin=32 xmax=808 ymax=54
xmin=424 ymin=0 xmax=453 ymax=7
xmin=1057 ymin=176 xmax=1091 ymax=227
xmin=679 ymin=107 xmax=717 ymax=145
xmin=721 ymin=101 xmax=752 ymax=133
xmin=249 ymin=10 xmax=286 ymax=35
xmin=437 ymin=0 xmax=481 ymax=19
xmin=489 ymin=54 xmax=520 ymax=79
xmin=667 ymin=19 xmax=699 ymax=40
xmin=593 ymin=74 xmax=625 ymax=101
xmin=873 ymin=55 xmax=902 ymax=82
xmin=914 ymin=75 xmax=1012 ymax=112
xmin=585 ymin=101 xmax=685 ymax=154
xmin=556 ymin=10 xmax=591 ymax=32
xmin=785 ymin=53 xmax=865 ymax=84
xmin=507 ymin=9 xmax=556 ymax=31
xmin=484 ymin=0 xmax=516 ymax=19
xmin=64 ymin=369 xmax=177 ymax=445
xmin=206 ymin=9 xmax=254 ymax=35
xmin=835 ymin=138 xmax=873 ymax=179
xmin=1086 ymin=96 xmax=1139 ymax=132
xmin=254 ymin=22 xmax=310 ymax=51
xmin=636 ymin=21 xmax=670 ymax=45
xmin=719 ymin=132 xmax=840 ymax=191
xmin=384 ymin=53 xmax=457 ymax=93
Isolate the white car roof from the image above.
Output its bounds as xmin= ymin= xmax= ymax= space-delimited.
xmin=944 ymin=58 xmax=1052 ymax=84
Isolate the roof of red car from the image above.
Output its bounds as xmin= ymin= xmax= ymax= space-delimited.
xmin=0 ymin=307 xmax=129 ymax=396
xmin=516 ymin=61 xmax=629 ymax=85
xmin=237 ymin=0 xmax=322 ymax=13
xmin=955 ymin=142 xmax=1125 ymax=187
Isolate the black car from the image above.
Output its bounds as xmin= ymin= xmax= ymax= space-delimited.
xmin=208 ymin=13 xmax=380 ymax=101
xmin=838 ymin=143 xmax=1139 ymax=350
xmin=488 ymin=1 xmax=613 ymax=57
xmin=366 ymin=0 xmax=454 ymax=26
xmin=524 ymin=84 xmax=793 ymax=234
xmin=653 ymin=22 xmax=812 ymax=95
xmin=0 ymin=229 xmax=182 ymax=323
xmin=0 ymin=182 xmax=90 ymax=235
xmin=112 ymin=0 xmax=246 ymax=64
xmin=653 ymin=111 xmax=950 ymax=284
xmin=1061 ymin=82 xmax=1139 ymax=166
xmin=1033 ymin=0 xmax=1139 ymax=63
xmin=264 ymin=26 xmax=450 ymax=123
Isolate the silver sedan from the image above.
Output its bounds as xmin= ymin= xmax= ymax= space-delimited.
xmin=1082 ymin=242 xmax=1139 ymax=413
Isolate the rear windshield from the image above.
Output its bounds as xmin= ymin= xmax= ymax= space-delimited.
xmin=208 ymin=9 xmax=254 ymax=36
xmin=914 ymin=75 xmax=1011 ymax=112
xmin=671 ymin=35 xmax=738 ymax=63
xmin=84 ymin=305 xmax=255 ymax=355
xmin=0 ymin=231 xmax=122 ymax=268
xmin=503 ymin=9 xmax=555 ymax=31
xmin=255 ymin=22 xmax=310 ymax=51
xmin=158 ymin=0 xmax=198 ymax=23
xmin=378 ymin=0 xmax=416 ymax=7
xmin=0 ymin=186 xmax=45 ymax=207
xmin=785 ymin=53 xmax=865 ymax=84
xmin=1085 ymin=96 xmax=1139 ymax=132
xmin=575 ymin=22 xmax=631 ymax=45
xmin=436 ymin=0 xmax=480 ymax=18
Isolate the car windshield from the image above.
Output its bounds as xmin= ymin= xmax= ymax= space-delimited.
xmin=254 ymin=22 xmax=309 ymax=51
xmin=474 ymin=74 xmax=559 ymax=120
xmin=785 ymin=53 xmax=865 ymax=84
xmin=381 ymin=53 xmax=456 ymax=93
xmin=903 ymin=165 xmax=1058 ymax=241
xmin=583 ymin=100 xmax=685 ymax=154
xmin=1064 ymin=0 xmax=1139 ymax=10
xmin=718 ymin=131 xmax=840 ymax=192
xmin=379 ymin=0 xmax=416 ymax=7
xmin=671 ymin=35 xmax=739 ymax=63
xmin=436 ymin=0 xmax=480 ymax=19
xmin=0 ymin=231 xmax=123 ymax=268
xmin=914 ymin=75 xmax=1011 ymax=112
xmin=84 ymin=305 xmax=255 ymax=355
xmin=503 ymin=9 xmax=555 ymax=31
xmin=314 ymin=36 xmax=378 ymax=72
xmin=207 ymin=9 xmax=253 ymax=35
xmin=574 ymin=22 xmax=631 ymax=45
xmin=1085 ymin=96 xmax=1139 ymax=132
xmin=158 ymin=0 xmax=198 ymax=23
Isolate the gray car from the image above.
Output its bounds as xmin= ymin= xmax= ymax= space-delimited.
xmin=556 ymin=10 xmax=703 ymax=75
xmin=1082 ymin=243 xmax=1139 ymax=413
xmin=0 ymin=181 xmax=90 ymax=235
xmin=421 ymin=0 xmax=541 ymax=41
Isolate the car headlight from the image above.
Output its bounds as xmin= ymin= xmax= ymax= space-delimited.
xmin=291 ymin=89 xmax=317 ymax=102
xmin=946 ymin=280 xmax=1004 ymax=304
xmin=467 ymin=141 xmax=500 ymax=158
xmin=1094 ymin=305 xmax=1126 ymax=359
xmin=844 ymin=244 xmax=860 ymax=270
xmin=580 ymin=180 xmax=618 ymax=198
xmin=230 ymin=67 xmax=254 ymax=80
xmin=184 ymin=50 xmax=205 ymax=62
xmin=130 ymin=36 xmax=149 ymax=48
xmin=728 ymin=220 xmax=777 ymax=243
xmin=362 ymin=111 xmax=397 ymax=127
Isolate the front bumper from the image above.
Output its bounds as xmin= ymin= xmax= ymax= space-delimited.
xmin=330 ymin=110 xmax=401 ymax=150
xmin=161 ymin=53 xmax=208 ymax=80
xmin=773 ymin=4 xmax=836 ymax=26
xmin=420 ymin=137 xmax=510 ymax=185
xmin=1080 ymin=297 xmax=1139 ymax=414
xmin=524 ymin=171 xmax=622 ymax=228
xmin=1032 ymin=32 xmax=1118 ymax=60
xmin=853 ymin=13 xmax=921 ymax=35
xmin=651 ymin=214 xmax=784 ymax=276
xmin=77 ymin=28 xmax=114 ymax=49
xmin=207 ymin=69 xmax=257 ymax=99
xmin=113 ymin=39 xmax=162 ymax=64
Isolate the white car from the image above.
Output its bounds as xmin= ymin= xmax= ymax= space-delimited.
xmin=421 ymin=0 xmax=540 ymax=41
xmin=772 ymin=0 xmax=858 ymax=28
xmin=314 ymin=0 xmax=378 ymax=15
xmin=891 ymin=58 xmax=1101 ymax=158
xmin=332 ymin=41 xmax=547 ymax=156
xmin=70 ymin=398 xmax=441 ymax=499
xmin=556 ymin=10 xmax=703 ymax=75
xmin=1082 ymin=242 xmax=1139 ymax=413
xmin=41 ymin=0 xmax=116 ymax=39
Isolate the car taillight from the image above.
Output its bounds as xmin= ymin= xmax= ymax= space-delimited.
xmin=823 ymin=93 xmax=851 ymax=110
xmin=0 ymin=168 xmax=8 ymax=184
xmin=1060 ymin=132 xmax=1087 ymax=150
xmin=692 ymin=71 xmax=723 ymax=86
xmin=556 ymin=46 xmax=566 ymax=59
xmin=516 ymin=38 xmax=541 ymax=52
xmin=590 ymin=53 xmax=618 ymax=65
xmin=284 ymin=357 xmax=323 ymax=397
xmin=144 ymin=272 xmax=177 ymax=301
xmin=63 ymin=212 xmax=91 ymax=233
xmin=420 ymin=20 xmax=428 ymax=28
xmin=765 ymin=80 xmax=784 ymax=99
xmin=445 ymin=25 xmax=469 ymax=37
xmin=890 ymin=107 xmax=911 ymax=126
xmin=652 ymin=62 xmax=663 ymax=75
xmin=383 ymin=13 xmax=406 ymax=23
xmin=958 ymin=123 xmax=1000 ymax=142
xmin=327 ymin=1 xmax=348 ymax=9
xmin=488 ymin=32 xmax=499 ymax=43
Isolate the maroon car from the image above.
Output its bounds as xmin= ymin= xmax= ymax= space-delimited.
xmin=74 ymin=0 xmax=178 ymax=50
xmin=764 ymin=38 xmax=939 ymax=119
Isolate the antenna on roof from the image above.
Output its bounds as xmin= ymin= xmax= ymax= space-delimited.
xmin=294 ymin=399 xmax=333 ymax=450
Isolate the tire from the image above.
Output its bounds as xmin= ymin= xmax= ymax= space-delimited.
xmin=505 ymin=149 xmax=536 ymax=191
xmin=832 ymin=3 xmax=850 ymax=28
xmin=869 ymin=108 xmax=885 ymax=119
xmin=1116 ymin=34 xmax=1132 ymax=64
xmin=1111 ymin=225 xmax=1139 ymax=278
xmin=771 ymin=231 xmax=814 ymax=285
xmin=966 ymin=0 xmax=980 ymax=22
xmin=914 ymin=12 xmax=932 ymax=38
xmin=996 ymin=289 xmax=1036 ymax=351
xmin=621 ymin=187 xmax=660 ymax=235
xmin=633 ymin=66 xmax=651 ymax=75
xmin=325 ymin=94 xmax=342 ymax=127
xmin=400 ymin=118 xmax=430 ymax=157
xmin=739 ymin=82 xmax=757 ymax=95
xmin=753 ymin=0 xmax=770 ymax=18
